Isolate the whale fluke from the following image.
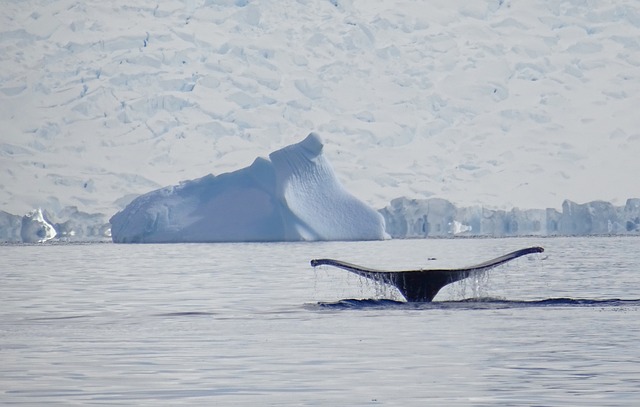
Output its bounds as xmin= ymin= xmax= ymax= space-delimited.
xmin=310 ymin=246 xmax=544 ymax=302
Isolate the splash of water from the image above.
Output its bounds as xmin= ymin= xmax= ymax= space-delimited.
xmin=311 ymin=266 xmax=403 ymax=301
xmin=448 ymin=268 xmax=494 ymax=301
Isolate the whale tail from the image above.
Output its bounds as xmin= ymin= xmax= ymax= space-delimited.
xmin=310 ymin=246 xmax=544 ymax=302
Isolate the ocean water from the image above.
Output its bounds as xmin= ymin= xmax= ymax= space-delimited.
xmin=1 ymin=236 xmax=639 ymax=406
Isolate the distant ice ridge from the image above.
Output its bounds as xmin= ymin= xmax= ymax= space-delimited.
xmin=0 ymin=207 xmax=111 ymax=243
xmin=381 ymin=197 xmax=640 ymax=238
xmin=2 ymin=196 xmax=640 ymax=243
xmin=109 ymin=133 xmax=388 ymax=243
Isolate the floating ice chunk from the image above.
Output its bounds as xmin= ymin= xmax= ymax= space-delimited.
xmin=452 ymin=220 xmax=472 ymax=235
xmin=21 ymin=209 xmax=56 ymax=243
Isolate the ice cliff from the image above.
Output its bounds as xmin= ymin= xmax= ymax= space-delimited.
xmin=2 ymin=194 xmax=639 ymax=244
xmin=109 ymin=133 xmax=388 ymax=243
xmin=381 ymin=197 xmax=640 ymax=238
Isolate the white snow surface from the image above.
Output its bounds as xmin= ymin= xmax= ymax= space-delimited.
xmin=110 ymin=133 xmax=387 ymax=242
xmin=2 ymin=0 xmax=640 ymax=219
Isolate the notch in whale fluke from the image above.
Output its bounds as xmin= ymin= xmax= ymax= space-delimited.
xmin=310 ymin=246 xmax=544 ymax=302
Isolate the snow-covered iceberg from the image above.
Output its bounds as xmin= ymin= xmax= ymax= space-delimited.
xmin=110 ymin=133 xmax=388 ymax=243
xmin=21 ymin=209 xmax=57 ymax=243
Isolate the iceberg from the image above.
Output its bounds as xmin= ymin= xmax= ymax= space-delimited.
xmin=21 ymin=209 xmax=57 ymax=243
xmin=0 ymin=211 xmax=23 ymax=243
xmin=1 ymin=208 xmax=110 ymax=243
xmin=109 ymin=133 xmax=388 ymax=243
xmin=270 ymin=133 xmax=387 ymax=241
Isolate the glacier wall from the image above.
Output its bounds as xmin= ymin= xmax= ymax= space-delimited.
xmin=0 ymin=206 xmax=110 ymax=243
xmin=2 ymin=197 xmax=639 ymax=243
xmin=381 ymin=197 xmax=640 ymax=238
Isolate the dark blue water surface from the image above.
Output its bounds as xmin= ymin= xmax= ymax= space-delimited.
xmin=1 ymin=237 xmax=639 ymax=405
